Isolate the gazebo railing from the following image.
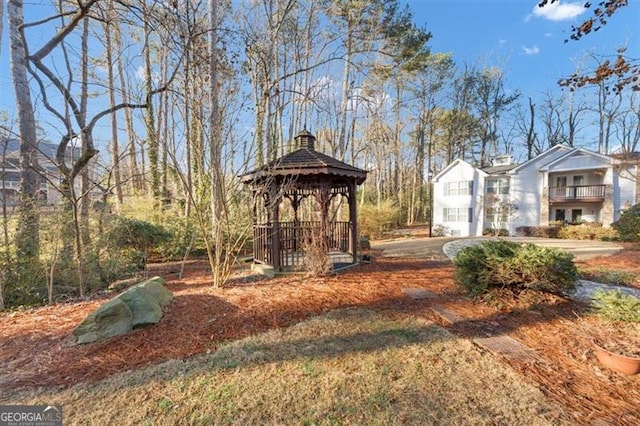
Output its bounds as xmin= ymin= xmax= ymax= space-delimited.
xmin=253 ymin=221 xmax=351 ymax=268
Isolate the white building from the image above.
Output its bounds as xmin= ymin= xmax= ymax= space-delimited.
xmin=1 ymin=137 xmax=90 ymax=207
xmin=432 ymin=145 xmax=639 ymax=237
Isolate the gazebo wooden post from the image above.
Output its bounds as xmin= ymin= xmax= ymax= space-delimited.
xmin=318 ymin=184 xmax=330 ymax=250
xmin=268 ymin=182 xmax=281 ymax=272
xmin=291 ymin=192 xmax=300 ymax=251
xmin=348 ymin=180 xmax=358 ymax=263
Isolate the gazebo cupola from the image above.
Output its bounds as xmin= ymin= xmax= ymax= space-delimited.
xmin=295 ymin=128 xmax=315 ymax=150
xmin=240 ymin=129 xmax=367 ymax=274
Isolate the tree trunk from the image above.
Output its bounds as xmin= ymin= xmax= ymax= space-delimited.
xmin=143 ymin=3 xmax=160 ymax=199
xmin=9 ymin=0 xmax=40 ymax=266
xmin=104 ymin=3 xmax=123 ymax=209
xmin=209 ymin=0 xmax=225 ymax=287
xmin=114 ymin=22 xmax=140 ymax=193
xmin=526 ymin=97 xmax=536 ymax=159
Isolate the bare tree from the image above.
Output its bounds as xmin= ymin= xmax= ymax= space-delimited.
xmin=471 ymin=65 xmax=520 ymax=165
xmin=8 ymin=0 xmax=41 ymax=269
xmin=101 ymin=1 xmax=123 ymax=209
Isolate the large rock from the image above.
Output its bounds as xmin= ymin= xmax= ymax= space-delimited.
xmin=118 ymin=286 xmax=163 ymax=327
xmin=72 ymin=276 xmax=172 ymax=344
xmin=72 ymin=298 xmax=133 ymax=344
xmin=136 ymin=276 xmax=173 ymax=307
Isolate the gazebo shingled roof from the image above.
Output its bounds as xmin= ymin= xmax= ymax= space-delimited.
xmin=240 ymin=129 xmax=367 ymax=274
xmin=240 ymin=130 xmax=366 ymax=185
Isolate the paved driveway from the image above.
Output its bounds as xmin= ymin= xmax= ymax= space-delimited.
xmin=372 ymin=236 xmax=633 ymax=302
xmin=372 ymin=236 xmax=623 ymax=261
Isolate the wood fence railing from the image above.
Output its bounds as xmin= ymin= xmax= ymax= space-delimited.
xmin=253 ymin=221 xmax=350 ymax=268
xmin=548 ymin=185 xmax=606 ymax=201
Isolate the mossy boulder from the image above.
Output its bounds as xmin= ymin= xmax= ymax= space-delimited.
xmin=136 ymin=276 xmax=173 ymax=307
xmin=72 ymin=298 xmax=133 ymax=345
xmin=118 ymin=286 xmax=163 ymax=327
xmin=72 ymin=276 xmax=172 ymax=344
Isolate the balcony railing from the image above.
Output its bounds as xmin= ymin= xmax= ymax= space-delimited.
xmin=548 ymin=185 xmax=606 ymax=202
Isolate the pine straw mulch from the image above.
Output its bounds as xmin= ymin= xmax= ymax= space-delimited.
xmin=1 ymin=253 xmax=639 ymax=424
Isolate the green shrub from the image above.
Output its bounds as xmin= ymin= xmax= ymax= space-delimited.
xmin=453 ymin=240 xmax=577 ymax=296
xmin=612 ymin=203 xmax=640 ymax=242
xmin=579 ymin=268 xmax=638 ymax=286
xmin=107 ymin=217 xmax=172 ymax=252
xmin=591 ymin=290 xmax=640 ymax=323
xmin=358 ymin=200 xmax=401 ymax=239
xmin=558 ymin=225 xmax=619 ymax=241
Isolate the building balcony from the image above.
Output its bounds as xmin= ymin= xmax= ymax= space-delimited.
xmin=548 ymin=185 xmax=606 ymax=202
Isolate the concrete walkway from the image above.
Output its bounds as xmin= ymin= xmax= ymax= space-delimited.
xmin=373 ymin=236 xmax=640 ymax=302
xmin=442 ymin=237 xmax=623 ymax=261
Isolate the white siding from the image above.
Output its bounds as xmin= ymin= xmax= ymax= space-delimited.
xmin=509 ymin=148 xmax=571 ymax=232
xmin=436 ymin=147 xmax=636 ymax=236
xmin=433 ymin=161 xmax=484 ymax=237
xmin=547 ymin=152 xmax=610 ymax=172
xmin=616 ymin=165 xmax=638 ymax=221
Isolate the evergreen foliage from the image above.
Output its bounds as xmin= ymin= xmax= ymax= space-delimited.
xmin=453 ymin=240 xmax=577 ymax=296
xmin=591 ymin=289 xmax=640 ymax=323
xmin=612 ymin=203 xmax=640 ymax=241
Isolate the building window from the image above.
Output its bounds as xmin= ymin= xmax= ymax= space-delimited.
xmin=556 ymin=176 xmax=567 ymax=187
xmin=571 ymin=209 xmax=583 ymax=223
xmin=485 ymin=207 xmax=508 ymax=227
xmin=486 ymin=178 xmax=509 ymax=195
xmin=443 ymin=207 xmax=472 ymax=223
xmin=573 ymin=175 xmax=584 ymax=186
xmin=444 ymin=181 xmax=473 ymax=196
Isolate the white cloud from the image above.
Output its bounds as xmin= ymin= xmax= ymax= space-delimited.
xmin=135 ymin=65 xmax=160 ymax=84
xmin=544 ymin=32 xmax=553 ymax=37
xmin=498 ymin=39 xmax=507 ymax=45
xmin=533 ymin=1 xmax=586 ymax=21
xmin=522 ymin=45 xmax=540 ymax=55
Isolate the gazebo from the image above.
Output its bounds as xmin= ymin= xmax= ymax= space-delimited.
xmin=240 ymin=129 xmax=367 ymax=274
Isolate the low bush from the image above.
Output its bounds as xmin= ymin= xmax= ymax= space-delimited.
xmin=516 ymin=226 xmax=562 ymax=238
xmin=302 ymin=227 xmax=331 ymax=277
xmin=358 ymin=199 xmax=401 ymax=239
xmin=453 ymin=240 xmax=577 ymax=296
xmin=432 ymin=224 xmax=449 ymax=237
xmin=591 ymin=290 xmax=640 ymax=323
xmin=483 ymin=228 xmax=509 ymax=236
xmin=612 ymin=203 xmax=640 ymax=242
xmin=558 ymin=225 xmax=619 ymax=241
xmin=579 ymin=268 xmax=638 ymax=286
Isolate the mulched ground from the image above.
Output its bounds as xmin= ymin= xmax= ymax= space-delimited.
xmin=1 ymin=248 xmax=639 ymax=424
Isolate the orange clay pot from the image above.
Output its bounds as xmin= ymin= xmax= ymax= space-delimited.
xmin=594 ymin=341 xmax=640 ymax=375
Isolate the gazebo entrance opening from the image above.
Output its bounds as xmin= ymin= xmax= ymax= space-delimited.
xmin=240 ymin=130 xmax=367 ymax=274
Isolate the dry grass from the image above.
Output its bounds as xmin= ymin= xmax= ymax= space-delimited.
xmin=1 ymin=309 xmax=564 ymax=425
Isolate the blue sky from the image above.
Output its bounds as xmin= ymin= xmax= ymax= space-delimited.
xmin=1 ymin=1 xmax=638 ymax=148
xmin=405 ymin=0 xmax=640 ymax=101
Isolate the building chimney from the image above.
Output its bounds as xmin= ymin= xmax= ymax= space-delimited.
xmin=294 ymin=128 xmax=315 ymax=151
xmin=491 ymin=155 xmax=512 ymax=166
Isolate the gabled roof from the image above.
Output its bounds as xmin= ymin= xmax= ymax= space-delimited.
xmin=433 ymin=158 xmax=487 ymax=182
xmin=539 ymin=147 xmax=612 ymax=171
xmin=509 ymin=144 xmax=573 ymax=174
xmin=1 ymin=137 xmax=81 ymax=161
xmin=480 ymin=163 xmax=518 ymax=175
